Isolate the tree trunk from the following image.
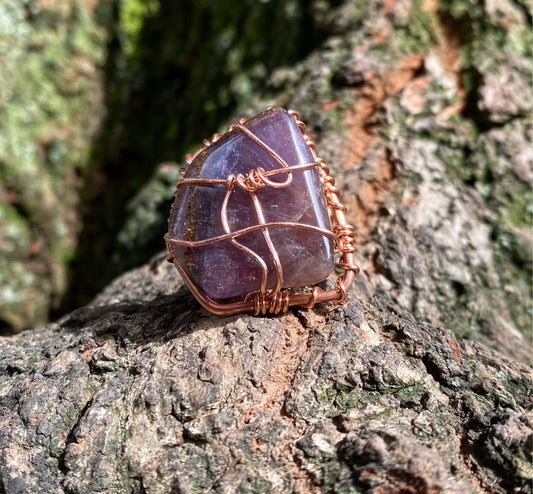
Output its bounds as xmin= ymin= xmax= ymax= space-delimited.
xmin=1 ymin=259 xmax=531 ymax=493
xmin=1 ymin=0 xmax=531 ymax=493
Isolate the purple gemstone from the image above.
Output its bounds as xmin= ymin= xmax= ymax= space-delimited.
xmin=167 ymin=107 xmax=334 ymax=301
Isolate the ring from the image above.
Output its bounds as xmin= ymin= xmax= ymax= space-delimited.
xmin=165 ymin=107 xmax=358 ymax=315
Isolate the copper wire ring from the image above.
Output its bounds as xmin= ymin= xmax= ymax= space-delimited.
xmin=165 ymin=108 xmax=359 ymax=315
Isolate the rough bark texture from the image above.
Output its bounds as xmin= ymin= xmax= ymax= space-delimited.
xmin=1 ymin=0 xmax=532 ymax=492
xmin=1 ymin=260 xmax=531 ymax=493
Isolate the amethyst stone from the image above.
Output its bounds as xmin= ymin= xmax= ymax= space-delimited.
xmin=167 ymin=107 xmax=334 ymax=301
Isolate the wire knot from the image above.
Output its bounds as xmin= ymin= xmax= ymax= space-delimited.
xmin=250 ymin=291 xmax=290 ymax=316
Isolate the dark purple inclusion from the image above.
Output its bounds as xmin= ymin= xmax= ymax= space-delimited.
xmin=167 ymin=107 xmax=334 ymax=301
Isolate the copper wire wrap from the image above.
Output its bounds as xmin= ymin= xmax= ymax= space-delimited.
xmin=165 ymin=109 xmax=359 ymax=315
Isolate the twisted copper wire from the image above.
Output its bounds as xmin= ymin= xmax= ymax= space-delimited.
xmin=234 ymin=168 xmax=268 ymax=192
xmin=221 ymin=180 xmax=269 ymax=294
xmin=166 ymin=108 xmax=359 ymax=315
xmin=176 ymin=162 xmax=319 ymax=190
xmin=250 ymin=290 xmax=290 ymax=316
xmin=166 ymin=221 xmax=338 ymax=248
xmin=299 ymin=286 xmax=321 ymax=309
xmin=232 ymin=166 xmax=294 ymax=193
xmin=249 ymin=189 xmax=284 ymax=295
xmin=300 ymin=125 xmax=359 ymax=306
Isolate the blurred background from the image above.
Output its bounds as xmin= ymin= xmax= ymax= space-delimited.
xmin=0 ymin=0 xmax=531 ymax=342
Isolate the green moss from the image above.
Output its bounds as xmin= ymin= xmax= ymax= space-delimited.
xmin=335 ymin=386 xmax=385 ymax=413
xmin=0 ymin=200 xmax=32 ymax=254
xmin=314 ymin=385 xmax=338 ymax=405
xmin=441 ymin=0 xmax=532 ymax=74
xmin=504 ymin=191 xmax=533 ymax=229
xmin=506 ymin=23 xmax=533 ymax=58
xmin=116 ymin=163 xmax=179 ymax=268
xmin=320 ymin=462 xmax=361 ymax=494
xmin=390 ymin=0 xmax=439 ymax=55
xmin=513 ymin=444 xmax=533 ymax=481
xmin=440 ymin=0 xmax=484 ymax=19
xmin=0 ymin=258 xmax=48 ymax=329
xmin=394 ymin=382 xmax=427 ymax=405
xmin=335 ymin=388 xmax=360 ymax=412
xmin=240 ymin=477 xmax=273 ymax=494
xmin=0 ymin=0 xmax=111 ymax=330
xmin=120 ymin=0 xmax=159 ymax=56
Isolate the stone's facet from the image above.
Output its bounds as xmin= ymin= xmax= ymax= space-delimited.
xmin=167 ymin=107 xmax=334 ymax=301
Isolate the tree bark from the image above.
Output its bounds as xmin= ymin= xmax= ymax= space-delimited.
xmin=0 ymin=260 xmax=531 ymax=493
xmin=1 ymin=0 xmax=531 ymax=492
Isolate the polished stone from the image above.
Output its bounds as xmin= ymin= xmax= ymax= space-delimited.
xmin=168 ymin=107 xmax=334 ymax=300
